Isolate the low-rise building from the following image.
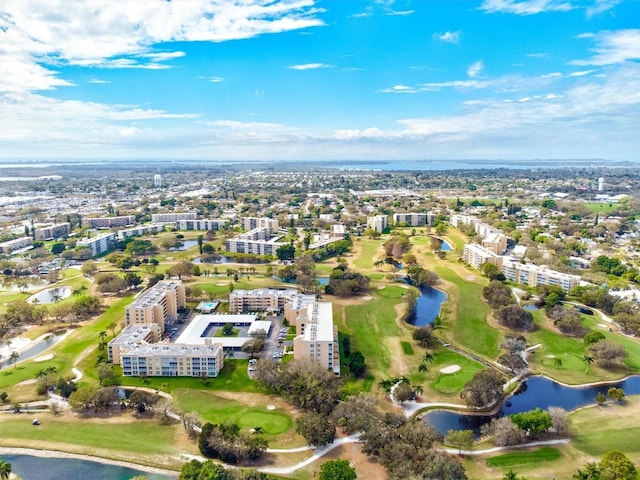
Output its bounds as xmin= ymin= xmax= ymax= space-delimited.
xmin=151 ymin=212 xmax=197 ymax=224
xmin=393 ymin=212 xmax=435 ymax=227
xmin=462 ymin=243 xmax=502 ymax=270
xmin=501 ymin=260 xmax=580 ymax=293
xmin=34 ymin=223 xmax=71 ymax=241
xmin=225 ymin=227 xmax=284 ymax=256
xmin=76 ymin=232 xmax=117 ymax=257
xmin=117 ymin=223 xmax=165 ymax=240
xmin=84 ymin=216 xmax=136 ymax=228
xmin=176 ymin=218 xmax=228 ymax=231
xmin=240 ymin=217 xmax=279 ymax=234
xmin=367 ymin=215 xmax=388 ymax=233
xmin=0 ymin=236 xmax=33 ymax=254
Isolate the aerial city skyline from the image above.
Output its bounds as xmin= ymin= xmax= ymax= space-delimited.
xmin=0 ymin=0 xmax=639 ymax=162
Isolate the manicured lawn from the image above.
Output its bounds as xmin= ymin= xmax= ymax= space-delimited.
xmin=401 ymin=341 xmax=415 ymax=355
xmin=435 ymin=266 xmax=500 ymax=359
xmin=571 ymin=397 xmax=640 ymax=459
xmin=0 ymin=415 xmax=180 ymax=455
xmin=119 ymin=360 xmax=264 ymax=393
xmin=583 ymin=203 xmax=619 ymax=214
xmin=485 ymin=447 xmax=562 ymax=467
xmin=427 ymin=350 xmax=486 ymax=395
xmin=173 ymin=389 xmax=292 ymax=435
xmin=352 ymin=238 xmax=383 ymax=270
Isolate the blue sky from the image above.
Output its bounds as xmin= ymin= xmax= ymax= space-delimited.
xmin=0 ymin=0 xmax=639 ymax=162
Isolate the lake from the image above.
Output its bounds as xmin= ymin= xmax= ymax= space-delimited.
xmin=404 ymin=285 xmax=447 ymax=327
xmin=424 ymin=375 xmax=640 ymax=436
xmin=0 ymin=454 xmax=175 ymax=480
xmin=0 ymin=331 xmax=68 ymax=370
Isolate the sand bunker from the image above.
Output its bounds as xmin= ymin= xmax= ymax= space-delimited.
xmin=266 ymin=405 xmax=276 ymax=411
xmin=33 ymin=353 xmax=54 ymax=362
xmin=439 ymin=365 xmax=461 ymax=374
xmin=362 ymin=295 xmax=373 ymax=301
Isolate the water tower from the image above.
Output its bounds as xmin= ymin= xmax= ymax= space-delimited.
xmin=598 ymin=177 xmax=604 ymax=192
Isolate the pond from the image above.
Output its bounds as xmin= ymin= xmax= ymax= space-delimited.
xmin=404 ymin=285 xmax=447 ymax=327
xmin=27 ymin=285 xmax=71 ymax=304
xmin=0 ymin=331 xmax=68 ymax=370
xmin=193 ymin=255 xmax=234 ymax=264
xmin=440 ymin=240 xmax=453 ymax=251
xmin=523 ymin=303 xmax=539 ymax=311
xmin=1 ymin=454 xmax=174 ymax=480
xmin=169 ymin=239 xmax=198 ymax=251
xmin=423 ymin=375 xmax=640 ymax=436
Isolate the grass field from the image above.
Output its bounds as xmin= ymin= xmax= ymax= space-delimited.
xmin=401 ymin=341 xmax=415 ymax=355
xmin=485 ymin=447 xmax=562 ymax=467
xmin=352 ymin=238 xmax=383 ymax=270
xmin=173 ymin=389 xmax=293 ymax=436
xmin=434 ymin=266 xmax=500 ymax=359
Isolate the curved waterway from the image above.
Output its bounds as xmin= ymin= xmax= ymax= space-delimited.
xmin=0 ymin=331 xmax=68 ymax=370
xmin=424 ymin=375 xmax=640 ymax=436
xmin=404 ymin=285 xmax=447 ymax=327
xmin=0 ymin=454 xmax=174 ymax=480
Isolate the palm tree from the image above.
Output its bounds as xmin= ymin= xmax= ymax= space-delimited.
xmin=418 ymin=363 xmax=428 ymax=373
xmin=72 ymin=285 xmax=87 ymax=296
xmin=554 ymin=357 xmax=563 ymax=368
xmin=502 ymin=471 xmax=518 ymax=480
xmin=107 ymin=321 xmax=117 ymax=338
xmin=9 ymin=351 xmax=19 ymax=369
xmin=223 ymin=349 xmax=235 ymax=359
xmin=572 ymin=470 xmax=589 ymax=480
xmin=378 ymin=379 xmax=394 ymax=395
xmin=398 ymin=375 xmax=411 ymax=385
xmin=583 ymin=354 xmax=594 ymax=373
xmin=584 ymin=462 xmax=600 ymax=478
xmin=252 ymin=426 xmax=264 ymax=435
xmin=0 ymin=459 xmax=12 ymax=480
xmin=98 ymin=330 xmax=107 ymax=342
xmin=413 ymin=384 xmax=424 ymax=398
xmin=422 ymin=352 xmax=434 ymax=363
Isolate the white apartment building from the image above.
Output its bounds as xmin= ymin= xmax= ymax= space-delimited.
xmin=76 ymin=232 xmax=117 ymax=257
xmin=393 ymin=212 xmax=435 ymax=227
xmin=225 ymin=227 xmax=284 ymax=256
xmin=501 ymin=259 xmax=580 ymax=293
xmin=84 ymin=216 xmax=136 ymax=228
xmin=151 ymin=212 xmax=197 ymax=224
xmin=229 ymin=288 xmax=303 ymax=314
xmin=108 ymin=324 xmax=224 ymax=378
xmin=34 ymin=223 xmax=71 ymax=241
xmin=0 ymin=236 xmax=33 ymax=254
xmin=367 ymin=215 xmax=388 ymax=233
xmin=482 ymin=232 xmax=508 ymax=255
xmin=240 ymin=217 xmax=279 ymax=234
xmin=125 ymin=280 xmax=186 ymax=333
xmin=292 ymin=301 xmax=340 ymax=375
xmin=462 ymin=243 xmax=502 ymax=270
xmin=176 ymin=219 xmax=228 ymax=231
xmin=117 ymin=223 xmax=165 ymax=240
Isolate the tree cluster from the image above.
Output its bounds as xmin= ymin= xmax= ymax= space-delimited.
xmin=325 ymin=265 xmax=370 ymax=297
xmin=574 ymin=450 xmax=637 ymax=480
xmin=383 ymin=233 xmax=411 ymax=258
xmin=547 ymin=306 xmax=586 ymax=336
xmin=460 ymin=370 xmax=505 ymax=408
xmin=483 ymin=280 xmax=515 ymax=308
xmin=198 ymin=422 xmax=268 ymax=464
xmin=179 ymin=460 xmax=269 ymax=480
xmin=588 ymin=339 xmax=627 ymax=368
xmin=495 ymin=304 xmax=534 ymax=331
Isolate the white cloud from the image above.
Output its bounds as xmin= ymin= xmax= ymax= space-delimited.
xmin=467 ymin=60 xmax=484 ymax=78
xmin=572 ymin=29 xmax=640 ymax=65
xmin=208 ymin=77 xmax=225 ymax=83
xmin=386 ymin=10 xmax=414 ymax=16
xmin=527 ymin=52 xmax=549 ymax=58
xmin=288 ymin=63 xmax=331 ymax=70
xmin=88 ymin=79 xmax=109 ymax=84
xmin=378 ymin=85 xmax=418 ymax=93
xmin=569 ymin=69 xmax=596 ymax=76
xmin=0 ymin=0 xmax=325 ymax=93
xmin=586 ymin=0 xmax=621 ymax=18
xmin=541 ymin=72 xmax=563 ymax=78
xmin=479 ymin=0 xmax=574 ymax=15
xmin=433 ymin=31 xmax=461 ymax=44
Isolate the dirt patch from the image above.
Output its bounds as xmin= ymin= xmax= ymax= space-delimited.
xmin=439 ymin=365 xmax=461 ymax=374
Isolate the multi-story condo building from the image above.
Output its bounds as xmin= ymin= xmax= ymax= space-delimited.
xmin=176 ymin=219 xmax=227 ymax=231
xmin=229 ymin=288 xmax=304 ymax=314
xmin=151 ymin=212 xmax=197 ymax=224
xmin=117 ymin=223 xmax=165 ymax=240
xmin=0 ymin=236 xmax=33 ymax=254
xmin=225 ymin=227 xmax=284 ymax=256
xmin=108 ymin=324 xmax=223 ymax=378
xmin=76 ymin=232 xmax=117 ymax=258
xmin=462 ymin=244 xmax=503 ymax=270
xmin=450 ymin=214 xmax=477 ymax=229
xmin=125 ymin=280 xmax=186 ymax=333
xmin=330 ymin=224 xmax=346 ymax=238
xmin=240 ymin=217 xmax=279 ymax=234
xmin=366 ymin=215 xmax=388 ymax=233
xmin=501 ymin=260 xmax=580 ymax=293
xmin=34 ymin=223 xmax=71 ymax=241
xmin=482 ymin=232 xmax=508 ymax=255
xmin=292 ymin=301 xmax=340 ymax=375
xmin=393 ymin=212 xmax=435 ymax=227
xmin=84 ymin=216 xmax=136 ymax=228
